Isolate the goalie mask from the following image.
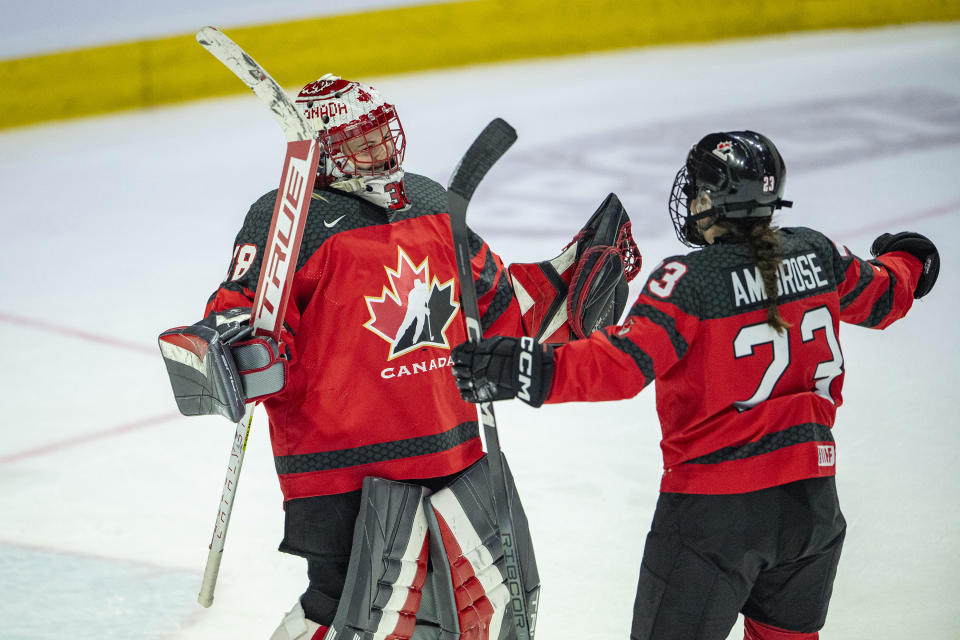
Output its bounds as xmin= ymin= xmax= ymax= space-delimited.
xmin=669 ymin=130 xmax=792 ymax=247
xmin=295 ymin=74 xmax=407 ymax=209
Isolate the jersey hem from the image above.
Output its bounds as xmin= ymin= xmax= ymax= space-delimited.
xmin=660 ymin=441 xmax=837 ymax=494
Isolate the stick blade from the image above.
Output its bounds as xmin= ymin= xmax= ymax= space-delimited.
xmin=448 ymin=118 xmax=517 ymax=202
xmin=195 ymin=26 xmax=313 ymax=142
xmin=195 ymin=25 xmax=220 ymax=46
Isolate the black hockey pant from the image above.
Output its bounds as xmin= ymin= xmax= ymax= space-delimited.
xmin=631 ymin=477 xmax=846 ymax=640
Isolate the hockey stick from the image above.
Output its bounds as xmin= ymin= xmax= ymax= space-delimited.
xmin=195 ymin=26 xmax=320 ymax=608
xmin=447 ymin=119 xmax=537 ymax=640
xmin=196 ymin=26 xmax=313 ymax=142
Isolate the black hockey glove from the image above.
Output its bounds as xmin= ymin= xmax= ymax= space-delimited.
xmin=870 ymin=231 xmax=939 ymax=299
xmin=451 ymin=336 xmax=554 ymax=407
xmin=158 ymin=308 xmax=287 ymax=423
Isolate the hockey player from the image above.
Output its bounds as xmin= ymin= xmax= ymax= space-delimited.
xmin=158 ymin=74 xmax=640 ymax=640
xmin=450 ymin=131 xmax=939 ymax=640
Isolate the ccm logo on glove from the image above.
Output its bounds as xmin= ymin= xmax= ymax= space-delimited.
xmin=517 ymin=337 xmax=536 ymax=403
xmin=451 ymin=336 xmax=554 ymax=407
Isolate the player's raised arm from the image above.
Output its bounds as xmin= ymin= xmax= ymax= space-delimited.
xmin=831 ymin=231 xmax=938 ymax=329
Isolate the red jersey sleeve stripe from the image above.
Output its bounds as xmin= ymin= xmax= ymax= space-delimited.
xmin=479 ymin=273 xmax=514 ymax=332
xmin=205 ymin=281 xmax=256 ymax=313
xmin=627 ymin=303 xmax=690 ymax=360
xmin=856 ymin=266 xmax=898 ymax=327
xmin=474 ymin=247 xmax=498 ymax=297
xmin=474 ymin=243 xmax=520 ymax=335
xmin=838 ymin=252 xmax=918 ymax=329
xmin=547 ymin=331 xmax=649 ymax=403
xmin=466 ymin=227 xmax=485 ymax=258
xmin=838 ymin=257 xmax=874 ymax=310
xmin=603 ymin=333 xmax=656 ymax=385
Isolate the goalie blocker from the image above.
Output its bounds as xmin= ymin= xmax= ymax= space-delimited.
xmin=158 ymin=308 xmax=287 ymax=422
xmin=270 ymin=456 xmax=539 ymax=640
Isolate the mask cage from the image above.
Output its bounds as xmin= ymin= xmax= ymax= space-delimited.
xmin=321 ymin=104 xmax=406 ymax=179
xmin=669 ymin=166 xmax=710 ymax=247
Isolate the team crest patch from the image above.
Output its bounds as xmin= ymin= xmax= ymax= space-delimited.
xmin=364 ymin=247 xmax=460 ymax=360
xmin=712 ymin=140 xmax=734 ymax=161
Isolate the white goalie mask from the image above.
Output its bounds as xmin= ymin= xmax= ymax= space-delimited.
xmin=295 ymin=74 xmax=408 ymax=209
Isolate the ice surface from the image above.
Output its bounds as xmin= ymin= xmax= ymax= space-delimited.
xmin=1 ymin=23 xmax=958 ymax=640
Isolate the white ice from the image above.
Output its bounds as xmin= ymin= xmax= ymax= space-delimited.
xmin=1 ymin=23 xmax=958 ymax=640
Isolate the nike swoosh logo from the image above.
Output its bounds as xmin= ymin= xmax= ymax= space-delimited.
xmin=324 ymin=215 xmax=346 ymax=228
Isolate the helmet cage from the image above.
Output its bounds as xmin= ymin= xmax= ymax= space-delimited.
xmin=669 ymin=166 xmax=710 ymax=247
xmin=321 ymin=103 xmax=406 ymax=180
xmin=295 ymin=75 xmax=406 ymax=188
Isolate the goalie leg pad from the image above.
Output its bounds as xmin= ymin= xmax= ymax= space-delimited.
xmin=328 ymin=477 xmax=433 ymax=640
xmin=425 ymin=455 xmax=540 ymax=640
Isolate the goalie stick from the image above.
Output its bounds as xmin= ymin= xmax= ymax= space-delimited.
xmin=447 ymin=118 xmax=538 ymax=640
xmin=194 ymin=26 xmax=320 ymax=608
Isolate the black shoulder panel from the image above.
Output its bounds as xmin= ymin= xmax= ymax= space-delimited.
xmin=639 ymin=252 xmax=706 ymax=318
xmin=641 ymin=227 xmax=845 ymax=321
xmin=780 ymin=226 xmax=845 ymax=291
xmin=392 ymin=174 xmax=484 ymax=257
xmin=389 ymin=173 xmax=448 ymax=222
xmin=227 ymin=189 xmax=281 ymax=294
xmin=226 ymin=172 xmax=453 ymax=293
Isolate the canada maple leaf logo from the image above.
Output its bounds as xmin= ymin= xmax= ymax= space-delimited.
xmin=363 ymin=247 xmax=460 ymax=360
xmin=712 ymin=140 xmax=734 ymax=161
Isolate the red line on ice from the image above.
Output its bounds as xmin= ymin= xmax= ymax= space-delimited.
xmin=0 ymin=312 xmax=156 ymax=355
xmin=479 ymin=199 xmax=960 ymax=241
xmin=831 ymin=200 xmax=960 ymax=240
xmin=0 ymin=413 xmax=180 ymax=464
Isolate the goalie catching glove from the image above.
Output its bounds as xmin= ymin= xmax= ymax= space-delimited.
xmin=508 ymin=192 xmax=641 ymax=343
xmin=158 ymin=308 xmax=287 ymax=422
xmin=451 ymin=336 xmax=555 ymax=407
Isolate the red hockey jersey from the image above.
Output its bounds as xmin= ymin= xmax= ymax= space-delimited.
xmin=205 ymin=174 xmax=524 ymax=501
xmin=547 ymin=227 xmax=923 ymax=494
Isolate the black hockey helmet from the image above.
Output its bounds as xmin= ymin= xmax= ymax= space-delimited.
xmin=669 ymin=130 xmax=792 ymax=247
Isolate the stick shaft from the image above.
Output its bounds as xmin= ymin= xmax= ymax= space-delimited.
xmin=198 ymin=404 xmax=254 ymax=607
xmin=193 ymin=26 xmax=320 ymax=607
xmin=447 ymin=120 xmax=536 ymax=639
